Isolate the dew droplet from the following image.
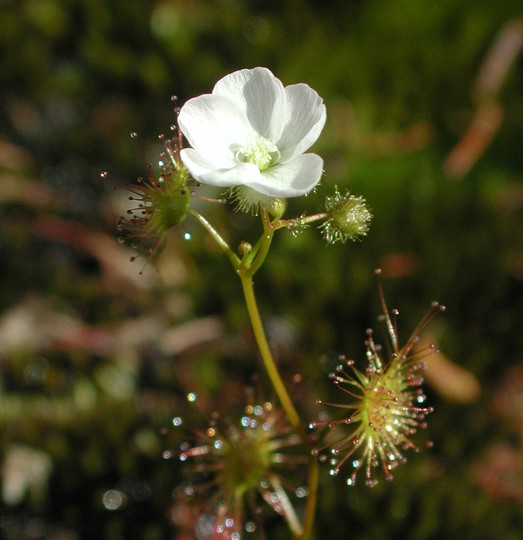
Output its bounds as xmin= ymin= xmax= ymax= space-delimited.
xmin=296 ymin=487 xmax=308 ymax=498
xmin=172 ymin=416 xmax=183 ymax=427
xmin=269 ymin=492 xmax=280 ymax=503
xmin=103 ymin=489 xmax=126 ymax=510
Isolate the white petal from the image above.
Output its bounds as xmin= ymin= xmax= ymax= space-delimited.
xmin=244 ymin=153 xmax=324 ymax=197
xmin=180 ymin=148 xmax=261 ymax=187
xmin=213 ymin=67 xmax=287 ymax=141
xmin=178 ymin=94 xmax=254 ymax=167
xmin=277 ymin=83 xmax=326 ymax=163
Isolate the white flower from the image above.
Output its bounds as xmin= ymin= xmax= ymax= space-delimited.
xmin=178 ymin=67 xmax=326 ymax=198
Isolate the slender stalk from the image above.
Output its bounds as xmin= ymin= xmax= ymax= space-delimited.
xmin=189 ymin=209 xmax=240 ymax=268
xmin=269 ymin=473 xmax=303 ymax=537
xmin=274 ymin=212 xmax=329 ymax=231
xmin=240 ymin=274 xmax=303 ymax=433
xmin=192 ymin=208 xmax=319 ymax=538
xmin=303 ymin=455 xmax=319 ymax=540
xmin=240 ymin=274 xmax=318 ymax=540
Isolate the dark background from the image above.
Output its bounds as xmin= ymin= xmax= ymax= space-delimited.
xmin=1 ymin=0 xmax=523 ymax=538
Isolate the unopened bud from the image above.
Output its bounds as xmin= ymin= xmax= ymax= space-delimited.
xmin=268 ymin=197 xmax=287 ymax=219
xmin=320 ymin=188 xmax=372 ymax=244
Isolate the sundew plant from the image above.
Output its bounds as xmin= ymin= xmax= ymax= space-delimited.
xmin=115 ymin=67 xmax=444 ymax=539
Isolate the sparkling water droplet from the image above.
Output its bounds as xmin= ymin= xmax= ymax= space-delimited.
xmin=103 ymin=489 xmax=125 ymax=510
xmin=184 ymin=232 xmax=191 ymax=240
xmin=187 ymin=392 xmax=197 ymax=402
xmin=172 ymin=416 xmax=182 ymax=427
xmin=296 ymin=487 xmax=308 ymax=498
xmin=245 ymin=521 xmax=256 ymax=533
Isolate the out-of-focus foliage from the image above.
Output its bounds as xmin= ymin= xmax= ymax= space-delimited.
xmin=1 ymin=0 xmax=522 ymax=538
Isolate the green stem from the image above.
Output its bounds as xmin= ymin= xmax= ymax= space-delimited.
xmin=189 ymin=209 xmax=240 ymax=269
xmin=240 ymin=274 xmax=303 ymax=433
xmin=192 ymin=208 xmax=319 ymax=538
xmin=274 ymin=211 xmax=329 ymax=231
xmin=239 ymin=274 xmax=318 ymax=540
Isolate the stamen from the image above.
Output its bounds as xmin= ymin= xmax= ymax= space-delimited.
xmin=236 ymin=136 xmax=280 ymax=171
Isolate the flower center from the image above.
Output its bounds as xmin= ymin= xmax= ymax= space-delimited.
xmin=236 ymin=136 xmax=280 ymax=171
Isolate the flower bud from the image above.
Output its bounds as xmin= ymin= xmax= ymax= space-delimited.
xmin=229 ymin=185 xmax=285 ymax=215
xmin=267 ymin=197 xmax=287 ymax=220
xmin=320 ymin=188 xmax=372 ymax=244
xmin=116 ymin=137 xmax=191 ymax=264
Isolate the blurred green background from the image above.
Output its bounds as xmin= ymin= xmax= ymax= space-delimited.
xmin=1 ymin=0 xmax=523 ymax=538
